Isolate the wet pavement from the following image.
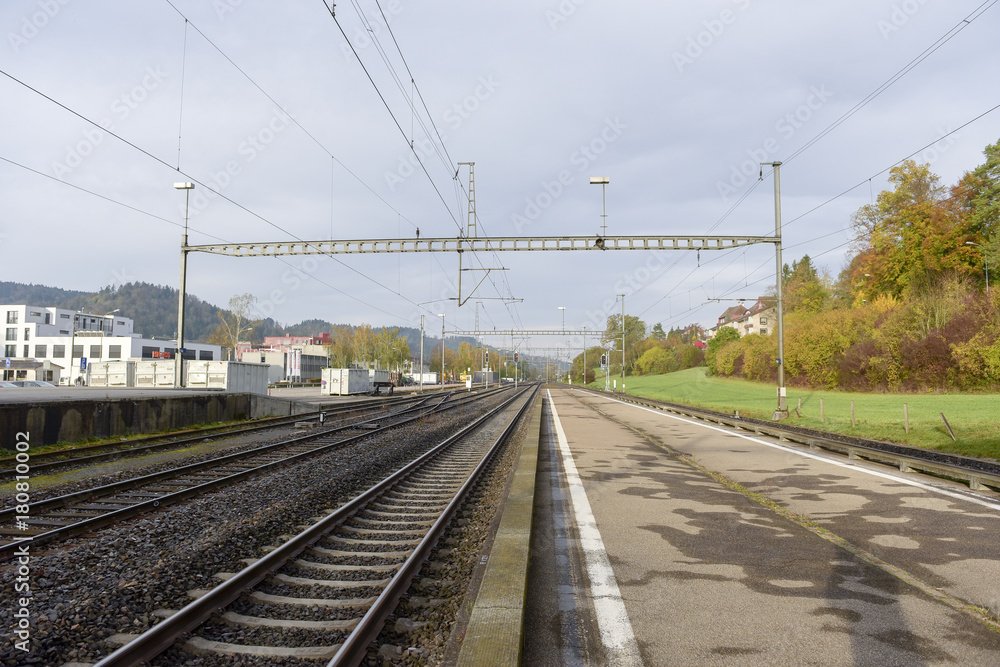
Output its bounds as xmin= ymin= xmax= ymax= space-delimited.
xmin=524 ymin=388 xmax=1000 ymax=666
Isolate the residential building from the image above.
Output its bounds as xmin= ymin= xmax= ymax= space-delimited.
xmin=2 ymin=304 xmax=221 ymax=385
xmin=708 ymin=297 xmax=776 ymax=338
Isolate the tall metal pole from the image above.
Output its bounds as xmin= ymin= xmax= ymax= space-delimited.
xmin=439 ymin=314 xmax=445 ymax=386
xmin=583 ymin=327 xmax=586 ymax=386
xmin=619 ymin=294 xmax=625 ymax=394
xmin=767 ymin=162 xmax=788 ymax=419
xmin=174 ymin=183 xmax=194 ymax=389
xmin=419 ymin=315 xmax=424 ymax=393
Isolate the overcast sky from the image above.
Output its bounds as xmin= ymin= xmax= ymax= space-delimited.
xmin=2 ymin=0 xmax=998 ymax=355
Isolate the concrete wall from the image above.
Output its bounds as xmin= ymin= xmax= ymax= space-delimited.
xmin=0 ymin=393 xmax=312 ymax=447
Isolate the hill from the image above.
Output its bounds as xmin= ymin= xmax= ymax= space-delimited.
xmin=0 ymin=281 xmax=472 ymax=350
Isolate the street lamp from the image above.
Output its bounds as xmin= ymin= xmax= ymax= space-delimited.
xmin=966 ymin=241 xmax=990 ymax=298
xmin=438 ymin=314 xmax=446 ymax=386
xmin=174 ymin=182 xmax=195 ymax=389
xmin=590 ymin=176 xmax=610 ymax=238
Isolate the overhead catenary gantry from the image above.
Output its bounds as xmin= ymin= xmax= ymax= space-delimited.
xmin=185 ymin=234 xmax=774 ymax=257
xmin=177 ymin=162 xmax=789 ymax=420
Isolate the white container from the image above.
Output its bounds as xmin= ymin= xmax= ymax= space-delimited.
xmin=322 ymin=368 xmax=370 ymax=395
xmin=185 ymin=360 xmax=269 ymax=394
xmin=135 ymin=360 xmax=177 ymax=388
xmin=88 ymin=360 xmax=135 ymax=387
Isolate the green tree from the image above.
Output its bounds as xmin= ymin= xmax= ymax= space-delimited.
xmin=602 ymin=314 xmax=646 ymax=374
xmin=704 ymin=326 xmax=740 ymax=375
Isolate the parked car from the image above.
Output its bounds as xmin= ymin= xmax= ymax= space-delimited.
xmin=0 ymin=381 xmax=18 ymax=388
xmin=12 ymin=380 xmax=56 ymax=387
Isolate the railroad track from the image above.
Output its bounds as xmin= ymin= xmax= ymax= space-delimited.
xmin=93 ymin=383 xmax=538 ymax=666
xmin=573 ymin=386 xmax=1000 ymax=492
xmin=0 ymin=387 xmax=510 ymax=558
xmin=0 ymin=391 xmax=437 ymax=478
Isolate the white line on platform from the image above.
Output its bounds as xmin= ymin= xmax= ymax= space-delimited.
xmin=590 ymin=392 xmax=1000 ymax=513
xmin=547 ymin=390 xmax=644 ymax=667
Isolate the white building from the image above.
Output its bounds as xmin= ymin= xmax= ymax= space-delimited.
xmin=2 ymin=304 xmax=221 ymax=385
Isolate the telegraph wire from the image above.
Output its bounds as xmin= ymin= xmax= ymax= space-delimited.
xmin=783 ymin=0 xmax=999 ymax=165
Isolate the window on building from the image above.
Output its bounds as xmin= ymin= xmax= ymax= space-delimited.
xmin=108 ymin=345 xmax=122 ymax=359
xmin=4 ymin=344 xmax=15 ymax=357
xmin=182 ymin=349 xmax=196 ymax=360
xmin=90 ymin=345 xmax=102 ymax=359
xmin=200 ymin=350 xmax=213 ymax=360
xmin=24 ymin=328 xmax=30 ymax=341
xmin=760 ymin=328 xmax=768 ymax=335
xmin=6 ymin=311 xmax=17 ymax=324
xmin=73 ymin=345 xmax=84 ymax=358
xmin=43 ymin=370 xmax=54 ymax=382
xmin=53 ymin=345 xmax=65 ymax=358
xmin=5 ymin=328 xmax=15 ymax=341
xmin=44 ymin=313 xmax=50 ymax=324
xmin=29 ymin=311 xmax=40 ymax=317
xmin=59 ymin=330 xmax=70 ymax=335
xmin=141 ymin=346 xmax=158 ymax=358
xmin=34 ymin=345 xmax=47 ymax=358
xmin=60 ymin=313 xmax=70 ymax=319
xmin=760 ymin=317 xmax=767 ymax=325
xmin=22 ymin=345 xmax=28 ymax=357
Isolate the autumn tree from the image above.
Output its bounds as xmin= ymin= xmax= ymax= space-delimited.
xmin=325 ymin=325 xmax=354 ymax=368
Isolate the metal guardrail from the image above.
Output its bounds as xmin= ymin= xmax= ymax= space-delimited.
xmin=577 ymin=388 xmax=1000 ymax=493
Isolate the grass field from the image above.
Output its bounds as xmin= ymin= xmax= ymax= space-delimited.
xmin=589 ymin=368 xmax=1000 ymax=460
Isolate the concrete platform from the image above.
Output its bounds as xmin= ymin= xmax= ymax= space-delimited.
xmin=523 ymin=387 xmax=1000 ymax=665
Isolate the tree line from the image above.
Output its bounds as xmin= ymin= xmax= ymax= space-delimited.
xmin=705 ymin=138 xmax=1000 ymax=392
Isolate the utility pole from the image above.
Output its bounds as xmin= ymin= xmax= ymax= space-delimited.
xmin=174 ymin=182 xmax=194 ymax=389
xmin=620 ymin=294 xmax=626 ymax=394
xmin=764 ymin=162 xmax=788 ymax=419
xmin=419 ymin=315 xmax=424 ymax=393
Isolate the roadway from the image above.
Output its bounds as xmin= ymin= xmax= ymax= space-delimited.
xmin=524 ymin=387 xmax=1000 ymax=666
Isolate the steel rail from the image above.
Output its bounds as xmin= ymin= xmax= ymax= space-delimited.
xmin=93 ymin=385 xmax=536 ymax=666
xmin=329 ymin=384 xmax=539 ymax=665
xmin=0 ymin=394 xmax=427 ymax=477
xmin=575 ymin=387 xmax=1000 ymax=492
xmin=0 ymin=391 xmax=480 ymax=558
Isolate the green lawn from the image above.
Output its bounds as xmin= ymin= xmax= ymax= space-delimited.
xmin=587 ymin=368 xmax=1000 ymax=460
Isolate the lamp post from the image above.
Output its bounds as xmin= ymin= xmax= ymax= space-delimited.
xmin=174 ymin=182 xmax=195 ymax=389
xmin=966 ymin=241 xmax=990 ymax=298
xmin=438 ymin=314 xmax=446 ymax=386
xmin=590 ymin=176 xmax=610 ymax=238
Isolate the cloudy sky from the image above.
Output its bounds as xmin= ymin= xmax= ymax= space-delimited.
xmin=2 ymin=0 xmax=998 ymax=354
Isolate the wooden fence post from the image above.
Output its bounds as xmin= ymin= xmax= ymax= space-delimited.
xmin=904 ymin=403 xmax=909 ymax=434
xmin=940 ymin=413 xmax=957 ymax=442
xmin=820 ymin=398 xmax=824 ymax=422
xmin=851 ymin=400 xmax=856 ymax=428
